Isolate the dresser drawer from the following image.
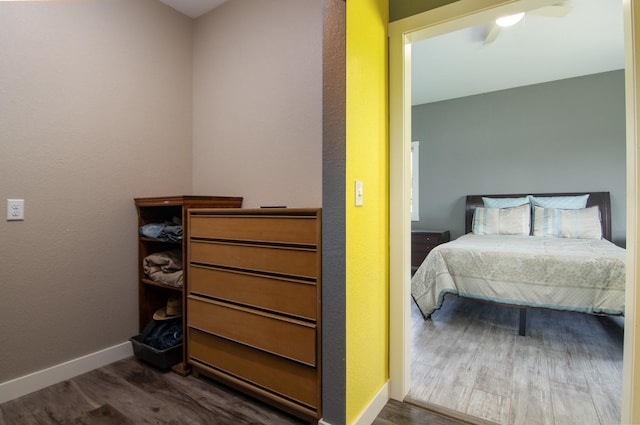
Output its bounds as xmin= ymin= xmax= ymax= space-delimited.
xmin=411 ymin=230 xmax=450 ymax=269
xmin=419 ymin=235 xmax=438 ymax=244
xmin=190 ymin=240 xmax=318 ymax=279
xmin=410 ymin=241 xmax=439 ymax=266
xmin=190 ymin=215 xmax=318 ymax=245
xmin=412 ymin=231 xmax=448 ymax=245
xmin=188 ymin=296 xmax=316 ymax=366
xmin=188 ymin=329 xmax=318 ymax=408
xmin=189 ymin=265 xmax=317 ymax=320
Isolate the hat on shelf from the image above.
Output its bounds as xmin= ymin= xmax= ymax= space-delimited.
xmin=153 ymin=294 xmax=182 ymax=320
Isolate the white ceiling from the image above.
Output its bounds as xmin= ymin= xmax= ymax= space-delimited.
xmin=158 ymin=0 xmax=227 ymax=18
xmin=157 ymin=0 xmax=624 ymax=107
xmin=411 ymin=0 xmax=625 ymax=105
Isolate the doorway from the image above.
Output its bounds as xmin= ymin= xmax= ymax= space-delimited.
xmin=388 ymin=0 xmax=638 ymax=423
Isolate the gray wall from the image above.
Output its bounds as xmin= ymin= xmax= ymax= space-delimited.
xmin=412 ymin=70 xmax=626 ymax=246
xmin=322 ymin=1 xmax=346 ymax=422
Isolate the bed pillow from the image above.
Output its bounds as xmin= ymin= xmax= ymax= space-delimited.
xmin=529 ymin=194 xmax=589 ymax=209
xmin=472 ymin=203 xmax=531 ymax=236
xmin=482 ymin=196 xmax=530 ymax=208
xmin=532 ymin=205 xmax=602 ymax=239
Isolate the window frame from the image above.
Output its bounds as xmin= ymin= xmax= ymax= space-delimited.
xmin=411 ymin=141 xmax=419 ymax=221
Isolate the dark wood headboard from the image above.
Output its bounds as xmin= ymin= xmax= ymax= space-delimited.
xmin=465 ymin=192 xmax=612 ymax=241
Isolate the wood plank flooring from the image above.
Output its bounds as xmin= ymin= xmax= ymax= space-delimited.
xmin=408 ymin=295 xmax=624 ymax=425
xmin=2 ymin=295 xmax=621 ymax=425
xmin=0 ymin=355 xmax=469 ymax=425
xmin=0 ymin=357 xmax=306 ymax=425
xmin=371 ymin=399 xmax=475 ymax=425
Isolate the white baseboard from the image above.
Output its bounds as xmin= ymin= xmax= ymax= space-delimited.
xmin=0 ymin=341 xmax=133 ymax=405
xmin=318 ymin=381 xmax=389 ymax=425
xmin=352 ymin=380 xmax=390 ymax=425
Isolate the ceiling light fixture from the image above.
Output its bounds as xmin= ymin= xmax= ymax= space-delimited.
xmin=496 ymin=12 xmax=525 ymax=27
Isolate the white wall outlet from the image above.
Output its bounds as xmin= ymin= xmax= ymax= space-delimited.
xmin=355 ymin=180 xmax=363 ymax=207
xmin=7 ymin=199 xmax=24 ymax=221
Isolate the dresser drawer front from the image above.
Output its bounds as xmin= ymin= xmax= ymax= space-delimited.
xmin=422 ymin=234 xmax=440 ymax=244
xmin=190 ymin=215 xmax=318 ymax=245
xmin=188 ymin=329 xmax=318 ymax=408
xmin=190 ymin=241 xmax=318 ymax=279
xmin=190 ymin=265 xmax=317 ymax=320
xmin=411 ymin=244 xmax=431 ymax=265
xmin=411 ymin=250 xmax=428 ymax=267
xmin=188 ymin=296 xmax=316 ymax=366
xmin=411 ymin=231 xmax=450 ymax=268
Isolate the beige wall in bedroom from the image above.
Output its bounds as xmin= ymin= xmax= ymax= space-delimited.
xmin=191 ymin=0 xmax=323 ymax=208
xmin=0 ymin=0 xmax=325 ymax=387
xmin=0 ymin=0 xmax=193 ymax=382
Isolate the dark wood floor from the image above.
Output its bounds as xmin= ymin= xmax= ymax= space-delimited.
xmin=0 ymin=356 xmax=469 ymax=425
xmin=0 ymin=357 xmax=304 ymax=425
xmin=372 ymin=399 xmax=476 ymax=425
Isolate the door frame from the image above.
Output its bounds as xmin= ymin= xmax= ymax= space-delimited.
xmin=388 ymin=0 xmax=638 ymax=422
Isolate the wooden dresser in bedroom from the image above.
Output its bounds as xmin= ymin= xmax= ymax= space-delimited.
xmin=185 ymin=208 xmax=322 ymax=423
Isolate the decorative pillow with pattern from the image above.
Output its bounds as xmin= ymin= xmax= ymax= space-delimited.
xmin=473 ymin=203 xmax=531 ymax=236
xmin=532 ymin=205 xmax=602 ymax=239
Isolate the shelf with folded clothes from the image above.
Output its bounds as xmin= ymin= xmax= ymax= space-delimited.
xmin=140 ymin=236 xmax=181 ymax=244
xmin=139 ymin=218 xmax=183 ymax=243
xmin=134 ymin=195 xmax=243 ymax=376
xmin=142 ymin=248 xmax=183 ymax=289
xmin=141 ymin=277 xmax=183 ymax=291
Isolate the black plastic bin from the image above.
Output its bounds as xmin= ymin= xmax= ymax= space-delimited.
xmin=129 ymin=334 xmax=183 ymax=370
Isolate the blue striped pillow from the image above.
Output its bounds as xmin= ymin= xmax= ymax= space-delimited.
xmin=529 ymin=194 xmax=589 ymax=209
xmin=532 ymin=206 xmax=602 ymax=239
xmin=482 ymin=196 xmax=530 ymax=208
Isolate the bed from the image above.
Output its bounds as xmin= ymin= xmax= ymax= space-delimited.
xmin=411 ymin=192 xmax=626 ymax=335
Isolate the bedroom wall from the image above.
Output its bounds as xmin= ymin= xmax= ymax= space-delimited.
xmin=412 ymin=70 xmax=626 ymax=246
xmin=0 ymin=0 xmax=193 ymax=383
xmin=345 ymin=0 xmax=390 ymax=423
xmin=191 ymin=0 xmax=323 ymax=208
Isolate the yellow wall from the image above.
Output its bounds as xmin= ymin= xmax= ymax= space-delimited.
xmin=345 ymin=0 xmax=389 ymax=422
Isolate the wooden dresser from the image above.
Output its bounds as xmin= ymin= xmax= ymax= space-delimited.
xmin=411 ymin=230 xmax=450 ymax=274
xmin=186 ymin=208 xmax=322 ymax=423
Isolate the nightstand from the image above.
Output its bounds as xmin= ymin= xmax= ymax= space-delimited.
xmin=411 ymin=230 xmax=450 ymax=274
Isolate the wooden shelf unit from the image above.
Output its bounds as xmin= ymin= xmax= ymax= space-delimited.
xmin=186 ymin=208 xmax=322 ymax=423
xmin=134 ymin=195 xmax=243 ymax=375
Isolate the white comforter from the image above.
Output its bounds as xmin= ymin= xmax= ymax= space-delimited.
xmin=411 ymin=234 xmax=626 ymax=318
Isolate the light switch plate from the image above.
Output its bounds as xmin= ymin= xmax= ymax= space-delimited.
xmin=355 ymin=180 xmax=363 ymax=207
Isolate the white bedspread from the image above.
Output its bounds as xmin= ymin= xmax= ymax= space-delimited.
xmin=411 ymin=234 xmax=626 ymax=318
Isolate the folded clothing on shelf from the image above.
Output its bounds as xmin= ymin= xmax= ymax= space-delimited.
xmin=143 ymin=249 xmax=183 ymax=287
xmin=139 ymin=217 xmax=182 ymax=242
